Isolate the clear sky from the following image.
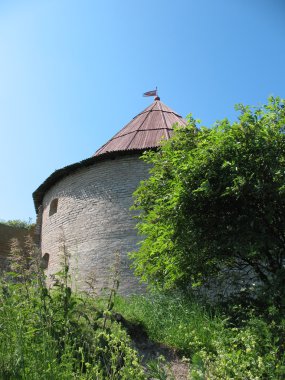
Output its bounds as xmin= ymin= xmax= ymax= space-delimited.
xmin=0 ymin=0 xmax=284 ymax=222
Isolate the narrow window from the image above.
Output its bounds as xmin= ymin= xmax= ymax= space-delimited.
xmin=49 ymin=198 xmax=58 ymax=216
xmin=42 ymin=252 xmax=50 ymax=269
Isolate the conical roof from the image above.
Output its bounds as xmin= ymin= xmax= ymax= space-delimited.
xmin=94 ymin=97 xmax=187 ymax=156
xmin=33 ymin=98 xmax=186 ymax=212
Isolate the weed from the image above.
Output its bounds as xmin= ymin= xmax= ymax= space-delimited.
xmin=145 ymin=355 xmax=175 ymax=380
xmin=0 ymin=237 xmax=145 ymax=379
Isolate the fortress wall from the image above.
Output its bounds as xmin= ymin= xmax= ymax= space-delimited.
xmin=41 ymin=154 xmax=150 ymax=295
xmin=0 ymin=224 xmax=32 ymax=272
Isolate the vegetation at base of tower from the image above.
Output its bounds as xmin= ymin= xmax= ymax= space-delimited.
xmin=2 ymin=236 xmax=285 ymax=379
xmin=114 ymin=292 xmax=285 ymax=379
xmin=0 ymin=237 xmax=145 ymax=380
xmin=131 ymin=96 xmax=285 ymax=310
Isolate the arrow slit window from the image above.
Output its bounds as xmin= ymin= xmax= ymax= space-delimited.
xmin=49 ymin=198 xmax=58 ymax=216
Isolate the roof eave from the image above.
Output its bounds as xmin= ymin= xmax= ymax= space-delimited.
xmin=32 ymin=147 xmax=156 ymax=213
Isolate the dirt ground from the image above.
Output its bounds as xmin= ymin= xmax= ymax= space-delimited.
xmin=134 ymin=337 xmax=190 ymax=379
xmin=114 ymin=312 xmax=190 ymax=379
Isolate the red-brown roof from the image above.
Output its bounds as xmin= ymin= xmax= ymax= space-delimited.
xmin=33 ymin=98 xmax=186 ymax=212
xmin=94 ymin=98 xmax=186 ymax=156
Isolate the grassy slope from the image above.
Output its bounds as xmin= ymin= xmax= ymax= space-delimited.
xmin=114 ymin=292 xmax=285 ymax=379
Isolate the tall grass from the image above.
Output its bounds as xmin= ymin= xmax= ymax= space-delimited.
xmin=2 ymin=236 xmax=285 ymax=379
xmin=114 ymin=292 xmax=224 ymax=355
xmin=114 ymin=292 xmax=285 ymax=379
xmin=0 ymin=237 xmax=145 ymax=379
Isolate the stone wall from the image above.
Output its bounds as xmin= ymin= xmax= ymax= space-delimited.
xmin=0 ymin=223 xmax=31 ymax=273
xmin=41 ymin=154 xmax=150 ymax=295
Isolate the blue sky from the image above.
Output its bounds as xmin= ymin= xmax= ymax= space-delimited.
xmin=0 ymin=0 xmax=284 ymax=221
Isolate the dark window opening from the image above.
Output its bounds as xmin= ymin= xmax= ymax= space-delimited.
xmin=49 ymin=198 xmax=58 ymax=216
xmin=42 ymin=252 xmax=50 ymax=270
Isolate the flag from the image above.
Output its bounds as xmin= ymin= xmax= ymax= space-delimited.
xmin=143 ymin=89 xmax=157 ymax=97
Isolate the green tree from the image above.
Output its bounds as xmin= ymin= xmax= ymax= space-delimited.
xmin=131 ymin=97 xmax=285 ymax=307
xmin=1 ymin=218 xmax=34 ymax=229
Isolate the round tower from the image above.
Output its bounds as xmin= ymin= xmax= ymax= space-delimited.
xmin=33 ymin=98 xmax=186 ymax=295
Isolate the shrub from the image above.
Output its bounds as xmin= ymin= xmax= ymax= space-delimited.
xmin=191 ymin=317 xmax=285 ymax=379
xmin=131 ymin=97 xmax=285 ymax=311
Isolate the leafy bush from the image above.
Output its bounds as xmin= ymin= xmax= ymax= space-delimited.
xmin=131 ymin=97 xmax=285 ymax=310
xmin=191 ymin=317 xmax=285 ymax=379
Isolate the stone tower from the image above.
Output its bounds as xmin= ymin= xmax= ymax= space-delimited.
xmin=33 ymin=97 xmax=186 ymax=295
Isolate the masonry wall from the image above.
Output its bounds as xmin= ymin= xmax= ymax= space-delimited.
xmin=0 ymin=223 xmax=31 ymax=273
xmin=41 ymin=154 xmax=150 ymax=295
